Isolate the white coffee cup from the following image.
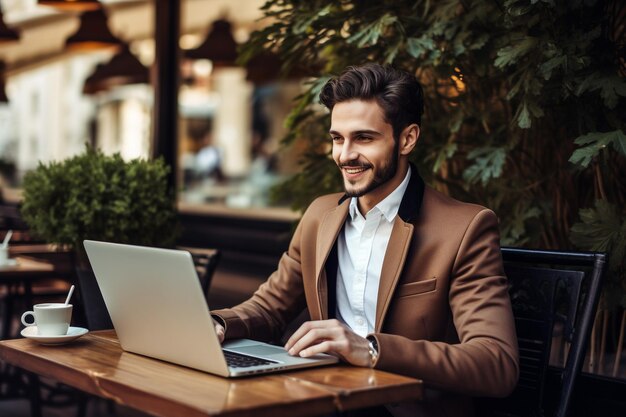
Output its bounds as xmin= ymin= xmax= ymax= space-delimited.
xmin=0 ymin=246 xmax=8 ymax=265
xmin=21 ymin=303 xmax=73 ymax=336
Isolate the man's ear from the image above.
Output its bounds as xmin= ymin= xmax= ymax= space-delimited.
xmin=399 ymin=124 xmax=419 ymax=155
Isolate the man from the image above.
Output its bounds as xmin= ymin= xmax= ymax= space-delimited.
xmin=213 ymin=63 xmax=518 ymax=417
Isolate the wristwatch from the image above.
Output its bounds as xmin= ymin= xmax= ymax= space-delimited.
xmin=367 ymin=336 xmax=379 ymax=367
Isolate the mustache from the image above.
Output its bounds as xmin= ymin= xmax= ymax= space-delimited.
xmin=339 ymin=162 xmax=372 ymax=169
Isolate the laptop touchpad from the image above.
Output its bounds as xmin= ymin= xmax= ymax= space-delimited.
xmin=229 ymin=345 xmax=287 ymax=356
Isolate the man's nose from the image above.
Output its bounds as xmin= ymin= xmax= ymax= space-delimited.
xmin=339 ymin=141 xmax=358 ymax=163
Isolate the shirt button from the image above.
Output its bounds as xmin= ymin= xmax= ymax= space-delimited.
xmin=356 ymin=318 xmax=364 ymax=325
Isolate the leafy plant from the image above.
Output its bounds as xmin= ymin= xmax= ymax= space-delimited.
xmin=20 ymin=147 xmax=178 ymax=254
xmin=570 ymin=200 xmax=626 ymax=307
xmin=242 ymin=0 xmax=626 ymax=306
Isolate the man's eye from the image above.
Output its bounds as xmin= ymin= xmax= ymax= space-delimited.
xmin=356 ymin=136 xmax=372 ymax=141
xmin=332 ymin=136 xmax=343 ymax=142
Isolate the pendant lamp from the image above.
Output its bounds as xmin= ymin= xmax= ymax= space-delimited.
xmin=83 ymin=44 xmax=150 ymax=95
xmin=38 ymin=0 xmax=101 ymax=11
xmin=65 ymin=9 xmax=122 ymax=50
xmin=184 ymin=19 xmax=238 ymax=66
xmin=0 ymin=7 xmax=20 ymax=44
xmin=245 ymin=51 xmax=317 ymax=85
xmin=245 ymin=52 xmax=282 ymax=85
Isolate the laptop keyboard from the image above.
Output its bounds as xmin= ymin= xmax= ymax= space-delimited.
xmin=223 ymin=350 xmax=279 ymax=368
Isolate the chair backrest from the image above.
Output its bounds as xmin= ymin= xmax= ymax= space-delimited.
xmin=76 ymin=265 xmax=114 ymax=331
xmin=478 ymin=248 xmax=606 ymax=417
xmin=0 ymin=201 xmax=28 ymax=231
xmin=188 ymin=249 xmax=221 ymax=298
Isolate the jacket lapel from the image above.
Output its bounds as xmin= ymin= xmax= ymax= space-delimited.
xmin=375 ymin=217 xmax=414 ymax=332
xmin=315 ymin=200 xmax=349 ymax=319
xmin=374 ymin=164 xmax=424 ymax=331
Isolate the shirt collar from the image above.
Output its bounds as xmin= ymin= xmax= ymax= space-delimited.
xmin=348 ymin=168 xmax=412 ymax=222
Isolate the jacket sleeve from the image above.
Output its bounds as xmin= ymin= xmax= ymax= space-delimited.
xmin=369 ymin=209 xmax=519 ymax=397
xmin=212 ymin=217 xmax=307 ymax=343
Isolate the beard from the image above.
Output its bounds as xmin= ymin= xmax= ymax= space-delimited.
xmin=341 ymin=142 xmax=399 ymax=198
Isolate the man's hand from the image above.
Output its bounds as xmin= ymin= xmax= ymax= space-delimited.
xmin=284 ymin=319 xmax=372 ymax=367
xmin=213 ymin=319 xmax=225 ymax=343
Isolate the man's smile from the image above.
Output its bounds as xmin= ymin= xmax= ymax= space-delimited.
xmin=343 ymin=166 xmax=368 ymax=174
xmin=340 ymin=164 xmax=372 ymax=180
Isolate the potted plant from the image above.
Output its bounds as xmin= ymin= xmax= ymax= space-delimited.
xmin=20 ymin=146 xmax=178 ymax=329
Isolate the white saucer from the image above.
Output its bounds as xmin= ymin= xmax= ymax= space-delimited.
xmin=21 ymin=326 xmax=89 ymax=345
xmin=0 ymin=259 xmax=18 ymax=268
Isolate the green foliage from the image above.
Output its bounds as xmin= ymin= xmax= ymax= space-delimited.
xmin=243 ymin=0 xmax=626 ymax=306
xmin=463 ymin=147 xmax=507 ymax=185
xmin=20 ymin=147 xmax=178 ymax=253
xmin=569 ymin=130 xmax=626 ymax=168
xmin=571 ymin=200 xmax=626 ymax=307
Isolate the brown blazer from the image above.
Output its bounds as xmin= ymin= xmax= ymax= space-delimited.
xmin=214 ymin=169 xmax=519 ymax=416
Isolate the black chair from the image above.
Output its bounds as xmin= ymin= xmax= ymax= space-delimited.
xmin=477 ymin=248 xmax=606 ymax=417
xmin=188 ymin=248 xmax=221 ymax=300
xmin=75 ymin=263 xmax=112 ymax=332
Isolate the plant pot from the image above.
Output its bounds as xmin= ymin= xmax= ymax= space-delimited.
xmin=75 ymin=266 xmax=113 ymax=331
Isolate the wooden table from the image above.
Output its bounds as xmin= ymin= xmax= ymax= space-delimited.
xmin=0 ymin=256 xmax=59 ymax=340
xmin=0 ymin=330 xmax=423 ymax=417
xmin=0 ymin=256 xmax=55 ymax=279
xmin=8 ymin=244 xmax=74 ymax=275
xmin=4 ymin=246 xmax=75 ymax=302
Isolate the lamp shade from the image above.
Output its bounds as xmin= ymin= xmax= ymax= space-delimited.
xmin=245 ymin=51 xmax=317 ymax=85
xmin=0 ymin=8 xmax=20 ymax=44
xmin=65 ymin=9 xmax=122 ymax=50
xmin=184 ymin=19 xmax=238 ymax=66
xmin=38 ymin=0 xmax=101 ymax=11
xmin=245 ymin=52 xmax=281 ymax=85
xmin=83 ymin=44 xmax=150 ymax=95
xmin=0 ymin=61 xmax=9 ymax=103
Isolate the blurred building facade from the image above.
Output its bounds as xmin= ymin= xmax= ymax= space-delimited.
xmin=0 ymin=0 xmax=303 ymax=212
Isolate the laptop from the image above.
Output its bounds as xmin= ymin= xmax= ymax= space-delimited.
xmin=83 ymin=240 xmax=338 ymax=377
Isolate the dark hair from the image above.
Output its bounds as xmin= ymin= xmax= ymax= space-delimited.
xmin=319 ymin=63 xmax=424 ymax=139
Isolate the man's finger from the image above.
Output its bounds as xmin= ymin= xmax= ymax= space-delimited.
xmin=212 ymin=319 xmax=225 ymax=343
xmin=288 ymin=328 xmax=332 ymax=355
xmin=285 ymin=320 xmax=330 ymax=350
xmin=298 ymin=340 xmax=338 ymax=358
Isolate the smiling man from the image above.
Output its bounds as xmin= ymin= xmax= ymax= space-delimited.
xmin=213 ymin=64 xmax=518 ymax=417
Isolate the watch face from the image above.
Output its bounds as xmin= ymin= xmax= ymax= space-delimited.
xmin=367 ymin=336 xmax=378 ymax=351
xmin=367 ymin=340 xmax=379 ymax=367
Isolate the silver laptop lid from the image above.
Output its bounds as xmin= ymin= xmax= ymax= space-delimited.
xmin=83 ymin=240 xmax=230 ymax=376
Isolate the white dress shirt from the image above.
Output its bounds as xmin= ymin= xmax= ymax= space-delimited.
xmin=335 ymin=169 xmax=411 ymax=337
